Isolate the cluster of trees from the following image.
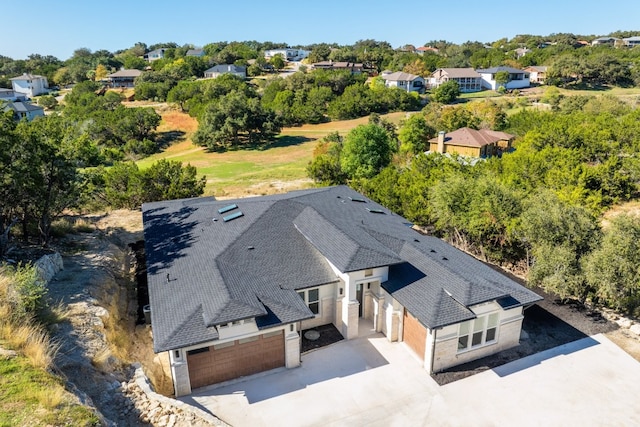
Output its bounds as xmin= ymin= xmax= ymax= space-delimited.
xmin=261 ymin=70 xmax=421 ymax=124
xmin=0 ymin=85 xmax=205 ymax=248
xmin=308 ymin=97 xmax=640 ymax=313
xmin=62 ymin=81 xmax=162 ymax=162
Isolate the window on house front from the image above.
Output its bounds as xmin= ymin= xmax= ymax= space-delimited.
xmin=457 ymin=313 xmax=499 ymax=352
xmin=298 ymin=288 xmax=320 ymax=314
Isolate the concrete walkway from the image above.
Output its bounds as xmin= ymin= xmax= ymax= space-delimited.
xmin=182 ymin=332 xmax=640 ymax=426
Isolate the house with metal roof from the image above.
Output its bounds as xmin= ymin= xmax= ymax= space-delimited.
xmin=428 ymin=128 xmax=515 ymax=158
xmin=142 ymin=186 xmax=541 ymax=396
xmin=476 ymin=66 xmax=530 ymax=90
xmin=429 ymin=68 xmax=482 ymax=93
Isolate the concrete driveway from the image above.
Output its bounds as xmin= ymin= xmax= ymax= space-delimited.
xmin=181 ymin=331 xmax=640 ymax=426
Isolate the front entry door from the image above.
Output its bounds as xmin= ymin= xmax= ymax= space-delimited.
xmin=356 ymin=283 xmax=363 ymax=317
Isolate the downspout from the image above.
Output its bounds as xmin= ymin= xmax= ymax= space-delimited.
xmin=430 ymin=328 xmax=437 ymax=374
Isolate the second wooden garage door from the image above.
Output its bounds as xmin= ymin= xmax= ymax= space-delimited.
xmin=187 ymin=330 xmax=285 ymax=390
xmin=403 ymin=309 xmax=427 ymax=360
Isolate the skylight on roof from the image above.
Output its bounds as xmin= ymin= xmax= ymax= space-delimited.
xmin=349 ymin=197 xmax=366 ymax=203
xmin=223 ymin=211 xmax=244 ymax=222
xmin=218 ymin=204 xmax=238 ymax=214
xmin=366 ymin=208 xmax=385 ymax=214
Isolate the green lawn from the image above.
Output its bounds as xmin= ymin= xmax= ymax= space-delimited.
xmin=137 ymin=111 xmax=408 ymax=198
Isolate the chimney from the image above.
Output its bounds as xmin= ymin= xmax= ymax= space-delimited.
xmin=228 ymin=65 xmax=232 ymax=72
xmin=437 ymin=131 xmax=445 ymax=153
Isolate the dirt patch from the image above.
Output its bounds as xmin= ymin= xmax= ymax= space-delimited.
xmin=432 ymin=286 xmax=620 ymax=386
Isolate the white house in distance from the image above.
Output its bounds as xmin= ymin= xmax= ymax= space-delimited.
xmin=203 ymin=64 xmax=247 ymax=79
xmin=524 ymin=66 xmax=548 ymax=84
xmin=10 ymin=73 xmax=49 ymax=97
xmin=476 ymin=66 xmax=530 ymax=90
xmin=144 ymin=48 xmax=167 ymax=62
xmin=429 ymin=68 xmax=482 ymax=93
xmin=0 ymin=87 xmax=27 ymax=101
xmin=264 ymin=48 xmax=310 ymax=62
xmin=380 ymin=71 xmax=425 ymax=93
xmin=142 ymin=186 xmax=541 ymax=396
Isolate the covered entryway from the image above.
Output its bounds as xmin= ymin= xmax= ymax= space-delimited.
xmin=403 ymin=309 xmax=427 ymax=360
xmin=187 ymin=331 xmax=285 ymax=389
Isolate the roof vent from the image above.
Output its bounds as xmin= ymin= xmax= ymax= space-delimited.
xmin=349 ymin=197 xmax=366 ymax=203
xmin=247 ymin=246 xmax=255 ymax=250
xmin=366 ymin=208 xmax=385 ymax=214
xmin=414 ymin=239 xmax=420 ymax=242
xmin=223 ymin=211 xmax=244 ymax=222
xmin=442 ymin=256 xmax=448 ymax=261
xmin=430 ymin=249 xmax=436 ymax=253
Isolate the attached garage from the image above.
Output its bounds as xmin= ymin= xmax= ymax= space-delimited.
xmin=403 ymin=309 xmax=427 ymax=361
xmin=187 ymin=331 xmax=285 ymax=389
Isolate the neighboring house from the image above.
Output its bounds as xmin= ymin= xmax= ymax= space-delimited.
xmin=264 ymin=48 xmax=310 ymax=62
xmin=144 ymin=48 xmax=167 ymax=62
xmin=622 ymin=36 xmax=640 ymax=47
xmin=415 ymin=46 xmax=439 ymax=54
xmin=524 ymin=66 xmax=548 ymax=84
xmin=429 ymin=68 xmax=482 ymax=92
xmin=0 ymin=87 xmax=27 ymax=101
xmin=10 ymin=73 xmax=49 ymax=97
xmin=186 ymin=49 xmax=205 ymax=57
xmin=591 ymin=37 xmax=619 ymax=46
xmin=106 ymin=69 xmax=142 ymax=88
xmin=476 ymin=66 xmax=530 ymax=90
xmin=514 ymin=48 xmax=532 ymax=58
xmin=380 ymin=71 xmax=425 ymax=93
xmin=2 ymin=100 xmax=45 ymax=121
xmin=142 ymin=186 xmax=541 ymax=396
xmin=203 ymin=64 xmax=247 ymax=79
xmin=428 ymin=128 xmax=515 ymax=157
xmin=311 ymin=61 xmax=374 ymax=74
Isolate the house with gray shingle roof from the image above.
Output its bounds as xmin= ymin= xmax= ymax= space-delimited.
xmin=106 ymin=69 xmax=142 ymax=88
xmin=429 ymin=68 xmax=482 ymax=93
xmin=142 ymin=186 xmax=541 ymax=396
xmin=380 ymin=71 xmax=425 ymax=93
xmin=203 ymin=64 xmax=247 ymax=79
xmin=10 ymin=73 xmax=49 ymax=97
xmin=2 ymin=100 xmax=45 ymax=121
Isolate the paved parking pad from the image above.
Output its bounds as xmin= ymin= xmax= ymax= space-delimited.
xmin=182 ymin=333 xmax=640 ymax=426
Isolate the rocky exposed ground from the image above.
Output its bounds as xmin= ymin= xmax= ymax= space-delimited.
xmin=43 ymin=211 xmax=225 ymax=426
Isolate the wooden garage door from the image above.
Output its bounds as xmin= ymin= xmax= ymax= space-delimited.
xmin=187 ymin=331 xmax=285 ymax=389
xmin=403 ymin=309 xmax=427 ymax=360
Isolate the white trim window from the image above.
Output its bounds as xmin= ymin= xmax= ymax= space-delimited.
xmin=457 ymin=313 xmax=499 ymax=352
xmin=298 ymin=288 xmax=320 ymax=315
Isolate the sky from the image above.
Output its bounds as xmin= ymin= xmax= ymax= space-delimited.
xmin=3 ymin=0 xmax=640 ymax=60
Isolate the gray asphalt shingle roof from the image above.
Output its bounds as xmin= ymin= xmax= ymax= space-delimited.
xmin=143 ymin=186 xmax=541 ymax=352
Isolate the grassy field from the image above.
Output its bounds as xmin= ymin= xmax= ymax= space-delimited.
xmin=137 ymin=110 xmax=409 ymax=198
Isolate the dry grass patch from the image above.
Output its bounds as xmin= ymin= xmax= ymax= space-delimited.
xmin=158 ymin=110 xmax=198 ymax=134
xmin=602 ymin=200 xmax=640 ymax=229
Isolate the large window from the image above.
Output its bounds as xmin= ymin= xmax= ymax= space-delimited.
xmin=457 ymin=313 xmax=499 ymax=352
xmin=298 ymin=288 xmax=320 ymax=315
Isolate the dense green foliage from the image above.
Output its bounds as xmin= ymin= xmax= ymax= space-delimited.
xmin=309 ymin=96 xmax=640 ymax=313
